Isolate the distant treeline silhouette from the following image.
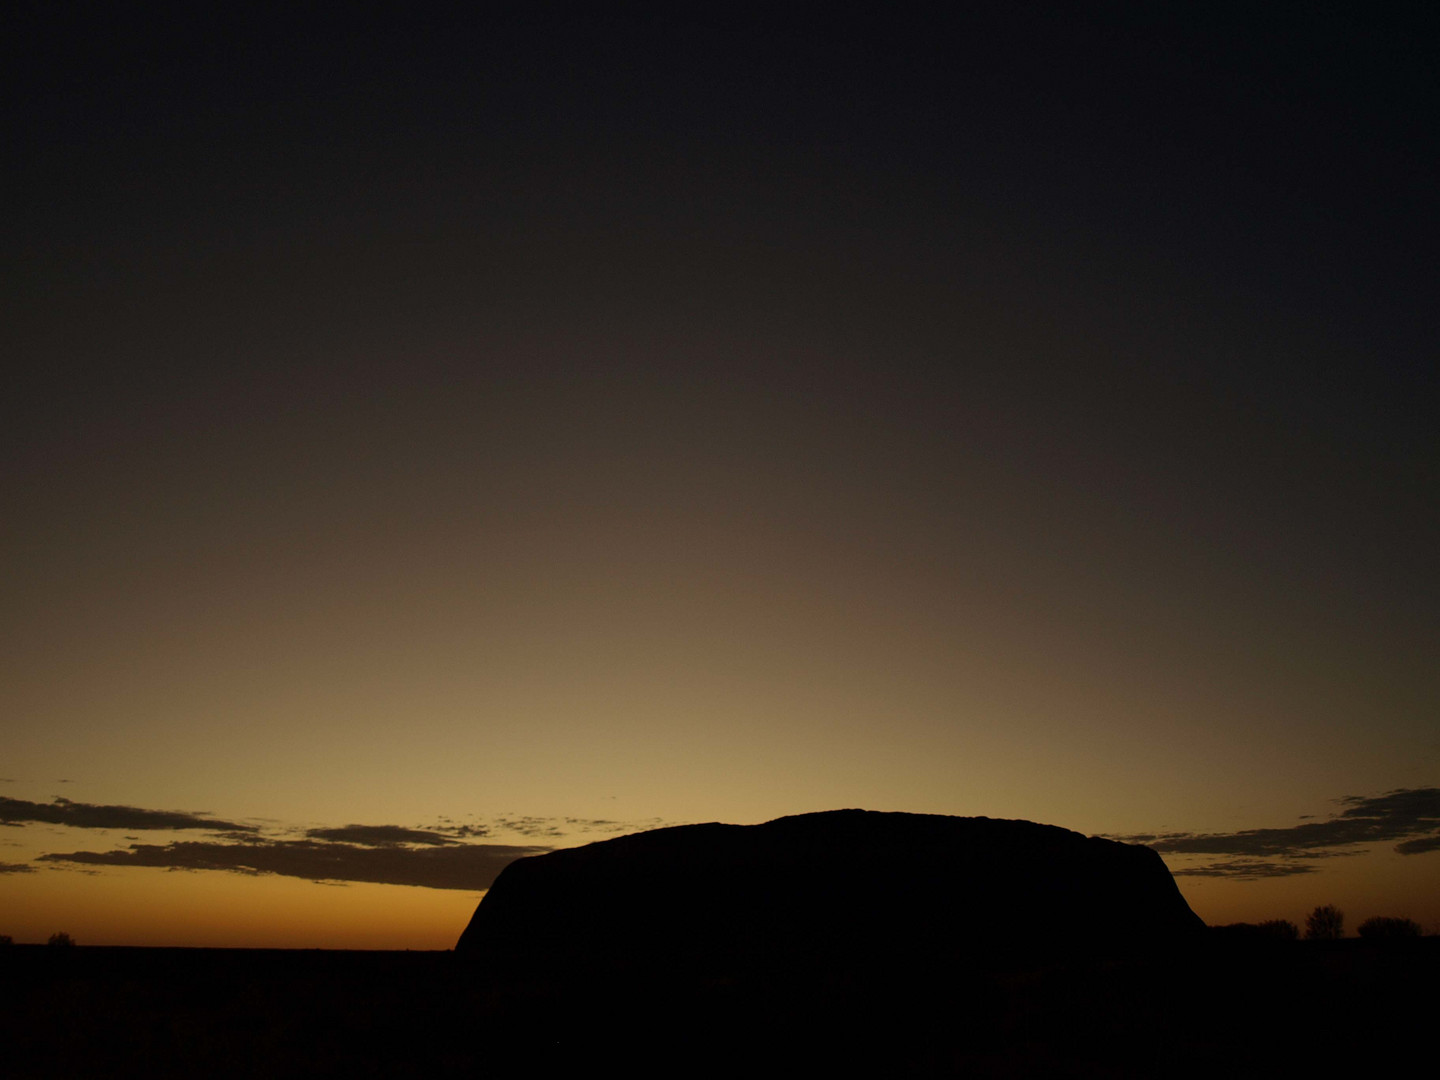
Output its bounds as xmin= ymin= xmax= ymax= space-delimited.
xmin=0 ymin=933 xmax=75 ymax=948
xmin=1357 ymin=915 xmax=1422 ymax=939
xmin=1214 ymin=906 xmax=1429 ymax=942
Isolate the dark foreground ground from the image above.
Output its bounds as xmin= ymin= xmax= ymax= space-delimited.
xmin=3 ymin=937 xmax=1435 ymax=1077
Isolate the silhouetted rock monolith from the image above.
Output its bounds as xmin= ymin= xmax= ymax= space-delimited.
xmin=455 ymin=810 xmax=1203 ymax=986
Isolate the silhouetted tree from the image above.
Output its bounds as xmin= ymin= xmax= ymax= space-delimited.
xmin=1305 ymin=905 xmax=1343 ymax=940
xmin=47 ymin=931 xmax=75 ymax=948
xmin=1357 ymin=916 xmax=1421 ymax=940
xmin=1257 ymin=919 xmax=1298 ymax=940
xmin=0 ymin=933 xmax=12 ymax=946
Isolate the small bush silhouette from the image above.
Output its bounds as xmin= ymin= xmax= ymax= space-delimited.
xmin=0 ymin=933 xmax=12 ymax=946
xmin=47 ymin=931 xmax=75 ymax=948
xmin=1357 ymin=916 xmax=1421 ymax=940
xmin=1257 ymin=919 xmax=1298 ymax=941
xmin=1305 ymin=905 xmax=1344 ymax=940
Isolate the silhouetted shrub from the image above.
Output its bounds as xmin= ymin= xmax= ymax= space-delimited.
xmin=1257 ymin=919 xmax=1298 ymax=941
xmin=0 ymin=934 xmax=12 ymax=946
xmin=1357 ymin=916 xmax=1421 ymax=940
xmin=1305 ymin=905 xmax=1343 ymax=940
xmin=47 ymin=931 xmax=75 ymax=948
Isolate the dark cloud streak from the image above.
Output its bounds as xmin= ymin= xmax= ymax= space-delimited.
xmin=4 ymin=795 xmax=672 ymax=890
xmin=1394 ymin=836 xmax=1440 ymax=855
xmin=0 ymin=796 xmax=257 ymax=834
xmin=39 ymin=839 xmax=550 ymax=892
xmin=492 ymin=816 xmax=566 ymax=838
xmin=490 ymin=815 xmax=667 ymax=838
xmin=1118 ymin=788 xmax=1440 ymax=879
xmin=1170 ymin=860 xmax=1319 ymax=881
xmin=304 ymin=825 xmax=459 ymax=847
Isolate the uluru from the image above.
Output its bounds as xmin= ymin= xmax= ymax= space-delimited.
xmin=456 ymin=809 xmax=1204 ymax=985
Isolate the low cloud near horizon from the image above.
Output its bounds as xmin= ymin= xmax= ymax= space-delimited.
xmin=1 ymin=796 xmax=257 ymax=834
xmin=38 ymin=839 xmax=551 ymax=892
xmin=10 ymin=789 xmax=1438 ymax=889
xmin=1117 ymin=788 xmax=1440 ymax=879
xmin=11 ymin=799 xmax=665 ymax=891
xmin=303 ymin=825 xmax=465 ymax=847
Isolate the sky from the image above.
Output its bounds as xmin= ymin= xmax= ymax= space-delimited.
xmin=3 ymin=4 xmax=1437 ymax=947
